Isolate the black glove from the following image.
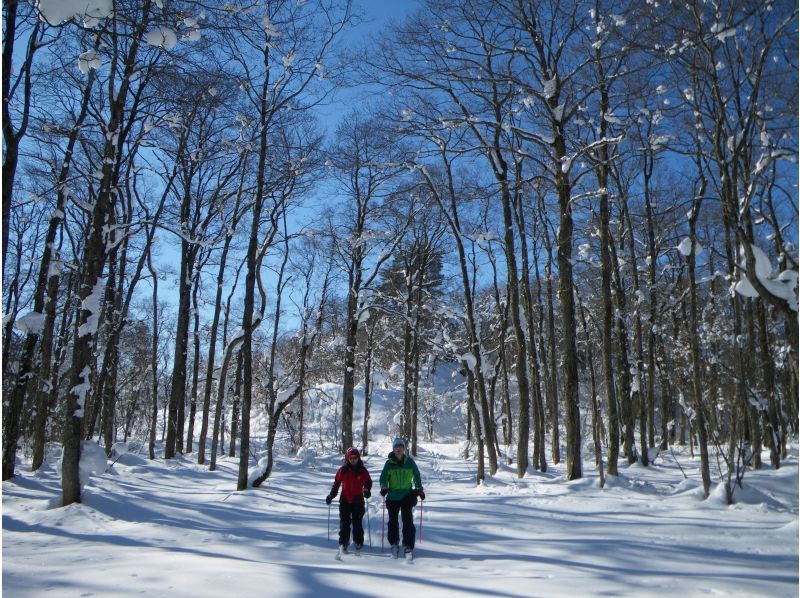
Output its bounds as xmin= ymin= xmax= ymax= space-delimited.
xmin=363 ymin=489 xmax=371 ymax=499
xmin=380 ymin=487 xmax=389 ymax=497
xmin=418 ymin=489 xmax=426 ymax=501
xmin=325 ymin=495 xmax=333 ymax=505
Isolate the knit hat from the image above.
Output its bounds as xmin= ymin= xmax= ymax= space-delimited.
xmin=392 ymin=437 xmax=406 ymax=449
xmin=346 ymin=447 xmax=360 ymax=459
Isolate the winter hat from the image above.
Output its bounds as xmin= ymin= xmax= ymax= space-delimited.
xmin=392 ymin=437 xmax=406 ymax=449
xmin=346 ymin=447 xmax=360 ymax=459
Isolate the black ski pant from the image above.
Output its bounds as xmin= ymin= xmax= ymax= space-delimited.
xmin=338 ymin=500 xmax=365 ymax=547
xmin=386 ymin=493 xmax=417 ymax=549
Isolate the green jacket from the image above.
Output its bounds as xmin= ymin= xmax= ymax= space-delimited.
xmin=379 ymin=452 xmax=422 ymax=501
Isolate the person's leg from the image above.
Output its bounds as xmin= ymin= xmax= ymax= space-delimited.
xmin=338 ymin=502 xmax=352 ymax=547
xmin=400 ymin=494 xmax=416 ymax=549
xmin=353 ymin=502 xmax=365 ymax=546
xmin=386 ymin=499 xmax=401 ymax=546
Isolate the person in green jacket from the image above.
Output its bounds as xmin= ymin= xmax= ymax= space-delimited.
xmin=379 ymin=437 xmax=425 ymax=559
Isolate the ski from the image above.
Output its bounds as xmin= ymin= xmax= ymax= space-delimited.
xmin=334 ymin=549 xmax=389 ymax=561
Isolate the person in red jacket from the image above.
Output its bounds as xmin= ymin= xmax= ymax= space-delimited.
xmin=326 ymin=447 xmax=372 ymax=556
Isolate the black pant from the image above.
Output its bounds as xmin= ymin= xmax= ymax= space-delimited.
xmin=339 ymin=501 xmax=365 ymax=547
xmin=386 ymin=493 xmax=417 ymax=549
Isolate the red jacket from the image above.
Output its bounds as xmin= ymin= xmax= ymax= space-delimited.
xmin=330 ymin=460 xmax=372 ymax=505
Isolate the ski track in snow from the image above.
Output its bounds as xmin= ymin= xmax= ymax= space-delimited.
xmin=3 ymin=440 xmax=798 ymax=598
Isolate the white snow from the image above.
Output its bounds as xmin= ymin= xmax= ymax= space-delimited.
xmin=78 ymin=441 xmax=109 ymax=487
xmin=648 ymin=133 xmax=672 ymax=150
xmin=735 ymin=244 xmax=799 ymax=310
xmin=145 ymin=27 xmax=178 ymax=50
xmin=542 ymin=77 xmax=557 ymax=99
xmin=13 ymin=311 xmax=46 ymax=335
xmin=70 ymin=365 xmax=93 ymax=417
xmin=262 ymin=15 xmax=281 ymax=37
xmin=4 ymin=437 xmax=797 ymax=597
xmin=77 ymin=277 xmax=106 ymax=338
xmin=678 ymin=237 xmax=705 ymax=260
xmin=734 ymin=277 xmax=759 ymax=298
xmin=36 ymin=0 xmax=112 ymax=25
xmin=78 ymin=50 xmax=102 ymax=74
xmin=184 ymin=29 xmax=202 ymax=42
xmin=460 ymin=352 xmax=477 ymax=373
xmin=2 ymin=301 xmax=797 ymax=598
xmin=551 ymin=102 xmax=566 ymax=122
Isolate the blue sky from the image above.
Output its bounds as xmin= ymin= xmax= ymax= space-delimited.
xmin=152 ymin=0 xmax=425 ymax=333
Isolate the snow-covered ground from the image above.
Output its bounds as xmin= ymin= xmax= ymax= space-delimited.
xmin=3 ymin=437 xmax=798 ymax=597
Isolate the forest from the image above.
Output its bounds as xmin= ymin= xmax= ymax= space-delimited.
xmin=2 ymin=0 xmax=798 ymax=510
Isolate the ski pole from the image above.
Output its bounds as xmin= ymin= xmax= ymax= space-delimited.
xmin=381 ymin=499 xmax=385 ymax=552
xmin=419 ymin=497 xmax=423 ymax=544
xmin=327 ymin=502 xmax=331 ymax=542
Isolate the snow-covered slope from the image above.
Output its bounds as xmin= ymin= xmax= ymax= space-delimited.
xmin=3 ymin=436 xmax=798 ymax=597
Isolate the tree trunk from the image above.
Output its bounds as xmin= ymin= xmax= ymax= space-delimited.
xmin=198 ymin=233 xmax=233 ymax=463
xmin=361 ymin=321 xmax=376 ymax=455
xmin=553 ymin=129 xmax=582 ymax=481
xmin=62 ymin=0 xmax=153 ymax=503
xmin=620 ymin=193 xmax=649 ymax=466
xmin=147 ymin=245 xmax=159 ymax=460
xmin=340 ymin=262 xmax=362 ymax=452
xmin=538 ymin=203 xmax=561 ymax=465
xmin=185 ymin=279 xmax=201 ymax=454
xmin=686 ymin=220 xmax=712 ymax=498
xmin=229 ymin=351 xmax=243 ymax=458
xmin=514 ymin=181 xmax=546 ymax=472
xmin=608 ymin=239 xmax=635 ymax=464
xmin=579 ymin=296 xmax=604 ymax=486
xmin=421 ymin=150 xmax=494 ymax=479
xmin=499 ymin=172 xmax=528 ymax=478
xmin=165 ymin=238 xmax=193 ymax=458
xmin=1 ymin=3 xmax=40 ymax=270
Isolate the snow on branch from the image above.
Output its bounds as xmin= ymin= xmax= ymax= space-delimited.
xmin=733 ymin=244 xmax=798 ymax=311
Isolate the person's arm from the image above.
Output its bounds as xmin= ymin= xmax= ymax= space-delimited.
xmin=412 ymin=459 xmax=422 ymax=491
xmin=363 ymin=468 xmax=373 ymax=491
xmin=379 ymin=461 xmax=390 ymax=495
xmin=329 ymin=467 xmax=342 ymax=497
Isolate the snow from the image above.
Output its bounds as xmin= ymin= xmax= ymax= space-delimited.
xmin=13 ymin=311 xmax=46 ymax=335
xmin=460 ymin=351 xmax=477 ymax=373
xmin=542 ymin=77 xmax=557 ymax=99
xmin=648 ymin=133 xmax=672 ymax=150
xmin=145 ymin=27 xmax=178 ymax=50
xmin=184 ymin=29 xmax=202 ymax=42
xmin=4 ymin=438 xmax=797 ymax=597
xmin=552 ymin=102 xmax=566 ymax=122
xmin=735 ymin=244 xmax=799 ymax=310
xmin=78 ymin=441 xmax=109 ymax=487
xmin=263 ymin=15 xmax=281 ymax=37
xmin=77 ymin=277 xmax=106 ymax=338
xmin=711 ymin=22 xmax=737 ymax=42
xmin=677 ymin=237 xmax=702 ymax=257
xmin=3 ymin=362 xmax=797 ymax=597
xmin=36 ymin=0 xmax=112 ymax=25
xmin=78 ymin=50 xmax=102 ymax=74
xmin=70 ymin=366 xmax=93 ymax=417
